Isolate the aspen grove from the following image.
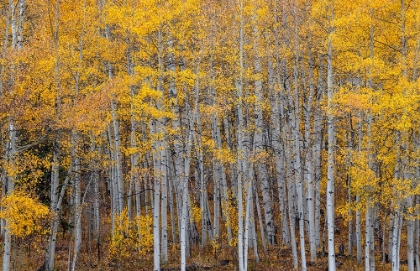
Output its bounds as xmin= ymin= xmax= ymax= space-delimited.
xmin=0 ymin=0 xmax=420 ymax=270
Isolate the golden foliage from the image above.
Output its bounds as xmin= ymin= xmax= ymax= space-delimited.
xmin=109 ymin=209 xmax=154 ymax=261
xmin=0 ymin=191 xmax=50 ymax=237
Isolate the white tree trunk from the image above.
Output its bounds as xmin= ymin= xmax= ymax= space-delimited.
xmin=254 ymin=182 xmax=267 ymax=252
xmin=292 ymin=5 xmax=306 ymax=268
xmin=243 ymin=159 xmax=254 ymax=271
xmin=326 ymin=4 xmax=336 ymax=268
xmin=2 ymin=1 xmax=23 ymax=269
xmin=46 ymin=142 xmax=60 ymax=271
xmin=252 ymin=12 xmax=275 ymax=246
xmin=250 ymin=187 xmax=259 ymax=262
xmin=365 ymin=203 xmax=372 ymax=271
xmin=151 ymin=26 xmax=165 ymax=271
xmin=271 ymin=82 xmax=290 ymax=248
xmin=313 ymin=106 xmax=323 ymax=250
xmin=180 ymin=121 xmax=193 ymax=271
xmin=305 ymin=42 xmax=317 ymax=262
xmin=284 ymin=124 xmax=299 ymax=268
xmin=151 ymin=119 xmax=161 ymax=271
xmin=407 ymin=206 xmax=414 ymax=271
xmin=71 ymin=135 xmax=82 ymax=271
xmin=237 ymin=1 xmax=246 ymax=269
xmin=168 ymin=167 xmax=177 ymax=244
xmin=392 ymin=208 xmax=401 ymax=271
xmin=161 ymin=148 xmax=168 ymax=263
xmin=415 ymin=196 xmax=420 ymax=271
xmin=346 ymin=120 xmax=353 ymax=256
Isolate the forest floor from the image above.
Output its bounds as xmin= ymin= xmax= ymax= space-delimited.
xmin=1 ymin=217 xmax=412 ymax=270
xmin=7 ymin=239 xmax=410 ymax=271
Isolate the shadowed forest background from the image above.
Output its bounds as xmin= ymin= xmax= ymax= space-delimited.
xmin=0 ymin=0 xmax=419 ymax=270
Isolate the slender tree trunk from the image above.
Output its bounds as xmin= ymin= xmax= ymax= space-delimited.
xmin=71 ymin=134 xmax=82 ymax=271
xmin=270 ymin=68 xmax=290 ymax=249
xmin=313 ymin=97 xmax=323 ymax=250
xmin=365 ymin=202 xmax=374 ymax=271
xmin=292 ymin=4 xmax=306 ymax=268
xmin=46 ymin=141 xmax=60 ymax=271
xmin=151 ymin=119 xmax=161 ymax=271
xmin=285 ymin=134 xmax=299 ymax=268
xmin=161 ymin=149 xmax=168 ymax=263
xmin=151 ymin=26 xmax=165 ymax=271
xmin=272 ymin=0 xmax=290 ymax=248
xmin=254 ymin=181 xmax=267 ymax=253
xmin=237 ymin=1 xmax=246 ymax=269
xmin=407 ymin=200 xmax=414 ymax=271
xmin=2 ymin=1 xmax=24 ymax=269
xmin=180 ymin=117 xmax=193 ymax=271
xmin=92 ymin=146 xmax=100 ymax=263
xmin=168 ymin=163 xmax=177 ymax=244
xmin=252 ymin=4 xmax=275 ymax=246
xmin=415 ymin=196 xmax=420 ymax=271
xmin=305 ymin=40 xmax=317 ymax=262
xmin=243 ymin=159 xmax=254 ymax=271
xmin=45 ymin=1 xmax=62 ymax=268
xmin=392 ymin=207 xmax=401 ymax=271
xmin=346 ymin=115 xmax=354 ymax=257
xmin=250 ymin=186 xmax=259 ymax=262
xmin=326 ymin=3 xmax=336 ymax=268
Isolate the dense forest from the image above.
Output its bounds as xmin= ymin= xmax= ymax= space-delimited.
xmin=0 ymin=0 xmax=419 ymax=270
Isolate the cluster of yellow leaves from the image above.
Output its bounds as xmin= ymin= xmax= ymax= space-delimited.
xmin=202 ymin=138 xmax=235 ymax=165
xmin=190 ymin=204 xmax=202 ymax=224
xmin=348 ymin=151 xmax=378 ymax=198
xmin=109 ymin=208 xmax=153 ymax=261
xmin=211 ymin=234 xmax=220 ymax=253
xmin=222 ymin=189 xmax=238 ymax=247
xmin=0 ymin=191 xmax=50 ymax=237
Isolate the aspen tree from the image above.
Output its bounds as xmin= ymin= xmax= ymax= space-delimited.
xmin=236 ymin=0 xmax=247 ymax=270
xmin=271 ymin=0 xmax=292 ymax=251
xmin=45 ymin=1 xmax=63 ymax=269
xmin=326 ymin=1 xmax=336 ymax=269
xmin=292 ymin=2 xmax=306 ymax=269
xmin=2 ymin=1 xmax=25 ymax=270
xmin=304 ymin=34 xmax=317 ymax=262
xmin=151 ymin=26 xmax=164 ymax=271
xmin=251 ymin=0 xmax=276 ymax=246
xmin=70 ymin=2 xmax=89 ymax=267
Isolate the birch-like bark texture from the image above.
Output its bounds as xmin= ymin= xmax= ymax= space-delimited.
xmin=71 ymin=135 xmax=81 ymax=271
xmin=71 ymin=9 xmax=87 ymax=268
xmin=346 ymin=116 xmax=353 ymax=257
xmin=292 ymin=3 xmax=306 ymax=269
xmin=151 ymin=26 xmax=165 ymax=271
xmin=313 ymin=89 xmax=323 ymax=251
xmin=45 ymin=1 xmax=62 ymax=269
xmin=251 ymin=2 xmax=275 ymax=247
xmin=305 ymin=39 xmax=317 ymax=262
xmin=326 ymin=2 xmax=336 ymax=269
xmin=2 ymin=1 xmax=23 ymax=270
xmin=364 ymin=19 xmax=376 ymax=270
xmin=236 ymin=1 xmax=246 ymax=270
xmin=151 ymin=119 xmax=161 ymax=271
